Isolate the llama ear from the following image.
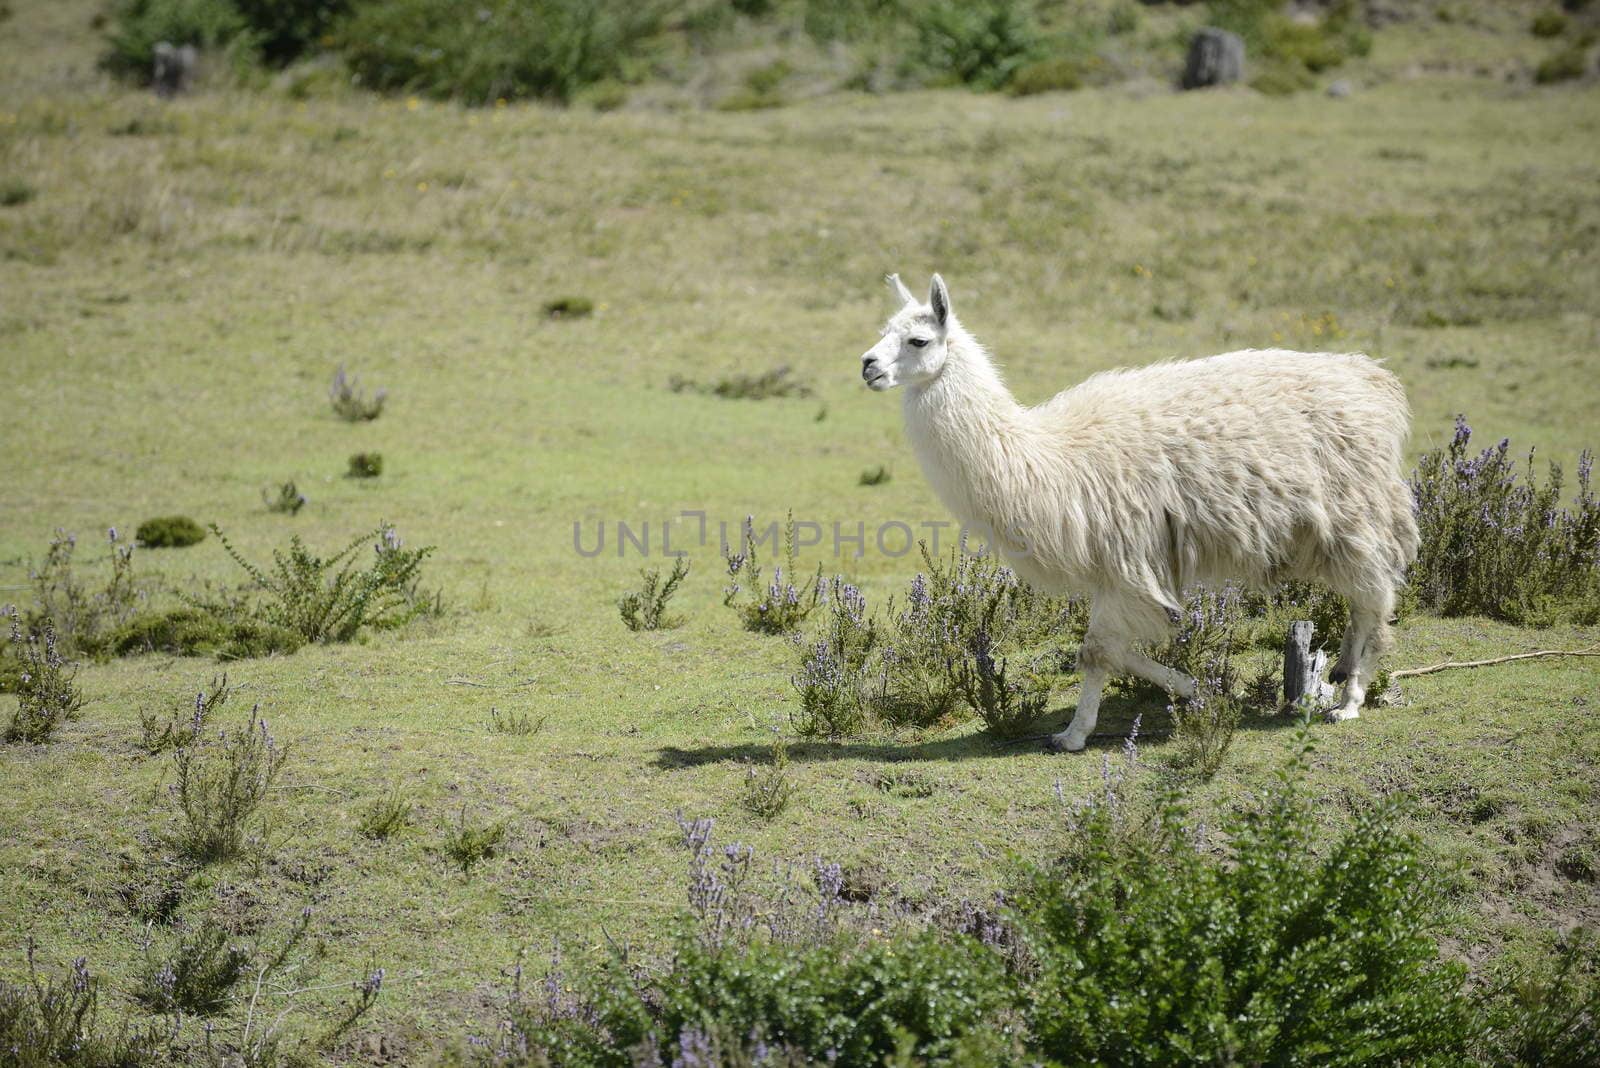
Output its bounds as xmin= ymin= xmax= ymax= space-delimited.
xmin=886 ymin=273 xmax=915 ymax=305
xmin=929 ymin=274 xmax=950 ymax=327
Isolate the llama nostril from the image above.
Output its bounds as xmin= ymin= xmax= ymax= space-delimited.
xmin=861 ymin=362 xmax=878 ymax=382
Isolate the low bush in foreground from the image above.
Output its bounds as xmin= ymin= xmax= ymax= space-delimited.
xmin=476 ymin=727 xmax=1599 ymax=1065
xmin=0 ymin=944 xmax=167 ymax=1067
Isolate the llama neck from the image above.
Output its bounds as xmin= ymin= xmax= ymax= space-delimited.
xmin=902 ymin=321 xmax=1034 ymax=526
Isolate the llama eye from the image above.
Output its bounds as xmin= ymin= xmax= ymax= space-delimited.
xmin=908 ymin=337 xmax=930 ymax=348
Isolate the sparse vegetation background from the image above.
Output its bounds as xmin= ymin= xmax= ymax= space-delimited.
xmin=1 ymin=0 xmax=1598 ymax=1063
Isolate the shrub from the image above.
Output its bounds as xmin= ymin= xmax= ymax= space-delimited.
xmin=541 ymin=295 xmax=593 ymax=319
xmin=347 ymin=451 xmax=383 ymax=478
xmin=790 ymin=578 xmax=879 ymax=738
xmin=1015 ymin=722 xmax=1476 ymax=1063
xmin=0 ymin=945 xmax=167 ymax=1067
xmin=4 ymin=616 xmax=85 ymax=744
xmin=21 ymin=528 xmax=141 ymax=657
xmin=1532 ymin=11 xmax=1570 ymax=37
xmin=232 ymin=0 xmax=351 ymax=65
xmin=1006 ymin=55 xmax=1090 ymax=95
xmin=879 ymin=538 xmax=1074 ymax=728
xmin=669 ymin=365 xmax=814 ymax=400
xmin=101 ymin=0 xmax=250 ymax=83
xmin=788 ymin=540 xmax=1078 ymax=737
xmin=858 ymin=465 xmax=891 ymax=486
xmin=488 ymin=817 xmax=1017 ymax=1065
xmin=951 ymin=628 xmax=1050 ymax=738
xmin=0 ymin=177 xmax=36 ymax=207
xmin=1478 ymin=932 xmax=1600 ymax=1064
xmin=739 ymin=731 xmax=795 ymax=819
xmin=487 ymin=706 xmax=546 ymax=736
xmin=1536 ymin=44 xmax=1590 ymax=83
xmin=211 ymin=523 xmax=436 ymax=643
xmin=168 ymin=704 xmax=288 ymax=863
xmin=913 ymin=0 xmax=1042 ymax=89
xmin=724 ymin=514 xmax=825 ymax=635
xmin=262 ymin=479 xmax=307 ymax=514
xmin=618 ymin=557 xmax=689 ymax=631
xmin=338 ymin=0 xmax=667 ymax=105
xmin=134 ymin=514 xmax=206 ymax=548
xmin=133 ymin=917 xmax=250 ymax=1016
xmin=1409 ymin=417 xmax=1599 ymax=624
xmin=357 ymin=781 xmax=414 ymax=840
xmin=442 ymin=806 xmax=506 ymax=873
xmin=328 ymin=365 xmax=386 ymax=421
xmin=1251 ymin=63 xmax=1317 ymax=95
xmin=108 ymin=604 xmax=303 ymax=659
xmin=138 ymin=672 xmax=234 ymax=754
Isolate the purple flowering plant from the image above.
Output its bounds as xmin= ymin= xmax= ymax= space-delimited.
xmin=1410 ymin=416 xmax=1599 ymax=624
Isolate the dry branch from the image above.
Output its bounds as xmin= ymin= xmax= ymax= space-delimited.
xmin=1392 ymin=644 xmax=1600 ymax=679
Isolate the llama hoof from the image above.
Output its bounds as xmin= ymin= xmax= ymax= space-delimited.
xmin=1047 ymin=731 xmax=1087 ymax=753
xmin=1327 ymin=705 xmax=1361 ymax=723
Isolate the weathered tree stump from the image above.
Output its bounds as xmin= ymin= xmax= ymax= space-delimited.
xmin=1283 ymin=620 xmax=1336 ymax=710
xmin=152 ymin=42 xmax=198 ymax=99
xmin=1181 ymin=28 xmax=1245 ymax=90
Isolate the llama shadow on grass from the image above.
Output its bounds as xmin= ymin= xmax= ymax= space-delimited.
xmin=651 ymin=689 xmax=1304 ymax=770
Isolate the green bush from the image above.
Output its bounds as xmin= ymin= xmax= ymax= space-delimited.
xmin=1536 ymin=44 xmax=1590 ymax=83
xmin=914 ymin=0 xmax=1042 ymax=89
xmin=618 ymin=557 xmax=689 ymax=631
xmin=1006 ymin=56 xmax=1089 ymax=95
xmin=542 ymin=295 xmax=594 ymax=319
xmin=233 ymin=0 xmax=351 ymax=64
xmin=211 ymin=523 xmax=435 ymax=644
xmin=498 ymin=926 xmax=1015 ymax=1065
xmin=1015 ymin=730 xmax=1476 ymax=1063
xmin=135 ymin=514 xmax=206 ymax=548
xmin=1532 ymin=11 xmax=1570 ymax=37
xmin=339 ymin=0 xmax=667 ymax=105
xmin=109 ymin=605 xmax=303 ymax=659
xmin=1251 ymin=63 xmax=1316 ymax=95
xmin=0 ymin=178 xmax=36 ymax=207
xmin=347 ymin=451 xmax=383 ymax=478
xmin=101 ymin=0 xmax=251 ymax=82
xmin=133 ymin=918 xmax=250 ymax=1016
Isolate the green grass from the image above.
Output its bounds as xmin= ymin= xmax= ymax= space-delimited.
xmin=1 ymin=0 xmax=1598 ymax=1060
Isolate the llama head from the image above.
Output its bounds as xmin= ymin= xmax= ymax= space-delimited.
xmin=860 ymin=273 xmax=953 ymax=391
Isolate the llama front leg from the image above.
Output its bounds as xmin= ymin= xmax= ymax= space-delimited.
xmin=1049 ymin=663 xmax=1108 ymax=752
xmin=1050 ymin=630 xmax=1116 ymax=752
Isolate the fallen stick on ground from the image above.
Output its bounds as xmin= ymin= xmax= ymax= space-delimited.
xmin=1392 ymin=644 xmax=1600 ymax=679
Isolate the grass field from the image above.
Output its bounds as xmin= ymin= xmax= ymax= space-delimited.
xmin=2 ymin=1 xmax=1599 ymax=1062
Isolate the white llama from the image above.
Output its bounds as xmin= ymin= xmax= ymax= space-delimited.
xmin=861 ymin=274 xmax=1418 ymax=752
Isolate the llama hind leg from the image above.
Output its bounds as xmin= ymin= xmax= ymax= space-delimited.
xmin=1119 ymin=648 xmax=1197 ymax=699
